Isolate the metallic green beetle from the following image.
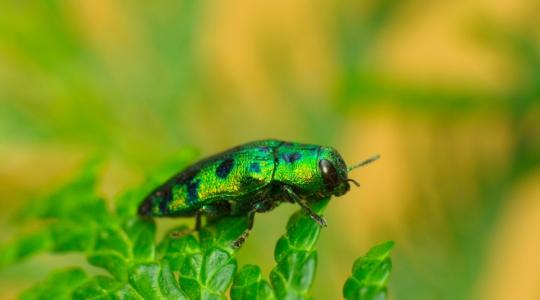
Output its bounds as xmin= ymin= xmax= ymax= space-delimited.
xmin=138 ymin=139 xmax=378 ymax=248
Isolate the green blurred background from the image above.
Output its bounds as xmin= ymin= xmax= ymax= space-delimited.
xmin=1 ymin=0 xmax=540 ymax=299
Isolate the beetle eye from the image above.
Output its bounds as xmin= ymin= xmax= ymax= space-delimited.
xmin=319 ymin=159 xmax=339 ymax=190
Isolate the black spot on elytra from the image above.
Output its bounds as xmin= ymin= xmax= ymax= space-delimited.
xmin=158 ymin=188 xmax=172 ymax=214
xmin=216 ymin=158 xmax=234 ymax=178
xmin=139 ymin=184 xmax=174 ymax=216
xmin=174 ymin=167 xmax=199 ymax=185
xmin=283 ymin=152 xmax=301 ymax=163
xmin=249 ymin=162 xmax=261 ymax=173
xmin=187 ymin=179 xmax=201 ymax=205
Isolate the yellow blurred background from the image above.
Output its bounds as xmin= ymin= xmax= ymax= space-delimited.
xmin=1 ymin=0 xmax=539 ymax=299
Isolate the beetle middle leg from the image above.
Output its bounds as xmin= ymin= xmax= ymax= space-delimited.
xmin=194 ymin=211 xmax=202 ymax=231
xmin=170 ymin=203 xmax=222 ymax=238
xmin=204 ymin=201 xmax=232 ymax=226
xmin=282 ymin=185 xmax=327 ymax=227
xmin=231 ymin=197 xmax=280 ymax=248
xmin=231 ymin=210 xmax=255 ymax=249
xmin=170 ymin=210 xmax=202 ymax=238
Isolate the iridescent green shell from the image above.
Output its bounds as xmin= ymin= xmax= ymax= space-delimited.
xmin=138 ymin=139 xmax=349 ymax=217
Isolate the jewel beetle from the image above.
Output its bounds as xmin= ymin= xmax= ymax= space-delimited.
xmin=138 ymin=139 xmax=379 ymax=248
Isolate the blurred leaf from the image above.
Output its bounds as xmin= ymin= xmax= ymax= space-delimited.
xmin=19 ymin=268 xmax=88 ymax=300
xmin=15 ymin=156 xmax=106 ymax=222
xmin=0 ymin=230 xmax=51 ymax=269
xmin=343 ymin=241 xmax=394 ymax=300
xmin=0 ymin=158 xmax=106 ymax=267
xmin=336 ymin=0 xmax=405 ymax=65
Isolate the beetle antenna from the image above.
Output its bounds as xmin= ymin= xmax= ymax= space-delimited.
xmin=348 ymin=154 xmax=380 ymax=172
xmin=347 ymin=178 xmax=360 ymax=187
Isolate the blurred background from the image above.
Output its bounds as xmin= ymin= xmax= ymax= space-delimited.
xmin=1 ymin=0 xmax=540 ymax=299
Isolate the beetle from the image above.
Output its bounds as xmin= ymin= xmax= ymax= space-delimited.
xmin=138 ymin=139 xmax=379 ymax=248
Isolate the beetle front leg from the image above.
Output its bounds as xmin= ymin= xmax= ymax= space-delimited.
xmin=194 ymin=210 xmax=202 ymax=231
xmin=282 ymin=185 xmax=327 ymax=227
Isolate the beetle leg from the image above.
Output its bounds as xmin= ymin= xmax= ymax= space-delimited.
xmin=170 ymin=226 xmax=193 ymax=239
xmin=203 ymin=202 xmax=233 ymax=226
xmin=169 ymin=210 xmax=202 ymax=239
xmin=194 ymin=211 xmax=202 ymax=231
xmin=282 ymin=185 xmax=327 ymax=227
xmin=232 ymin=210 xmax=255 ymax=249
xmin=253 ymin=199 xmax=279 ymax=213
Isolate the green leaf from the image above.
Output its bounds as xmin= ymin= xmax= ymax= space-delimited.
xmin=123 ymin=218 xmax=156 ymax=262
xmin=158 ymin=226 xmax=201 ymax=271
xmin=343 ymin=241 xmax=395 ymax=300
xmin=74 ymin=278 xmax=143 ymax=300
xmin=0 ymin=230 xmax=51 ymax=268
xmin=72 ymin=219 xmax=187 ymax=299
xmin=128 ymin=262 xmax=188 ymax=299
xmin=87 ymin=218 xmax=156 ymax=281
xmin=269 ymin=198 xmax=329 ymax=300
xmin=7 ymin=155 xmax=394 ymax=299
xmin=174 ymin=217 xmax=243 ymax=300
xmin=181 ymin=249 xmax=237 ymax=299
xmin=72 ymin=275 xmax=122 ymax=299
xmin=19 ymin=268 xmax=88 ymax=300
xmin=200 ymin=216 xmax=250 ymax=252
xmin=50 ymin=221 xmax=95 ymax=252
xmin=231 ymin=265 xmax=275 ymax=300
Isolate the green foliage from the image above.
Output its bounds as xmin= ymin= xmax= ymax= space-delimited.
xmin=19 ymin=268 xmax=88 ymax=300
xmin=0 ymin=159 xmax=394 ymax=299
xmin=231 ymin=265 xmax=275 ymax=300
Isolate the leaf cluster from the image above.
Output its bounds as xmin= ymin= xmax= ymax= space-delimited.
xmin=0 ymin=159 xmax=394 ymax=299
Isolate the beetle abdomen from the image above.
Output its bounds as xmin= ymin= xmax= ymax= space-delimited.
xmin=138 ymin=140 xmax=279 ymax=217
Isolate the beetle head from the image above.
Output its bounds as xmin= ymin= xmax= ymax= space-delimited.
xmin=318 ymin=147 xmax=380 ymax=197
xmin=318 ymin=147 xmax=351 ymax=197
